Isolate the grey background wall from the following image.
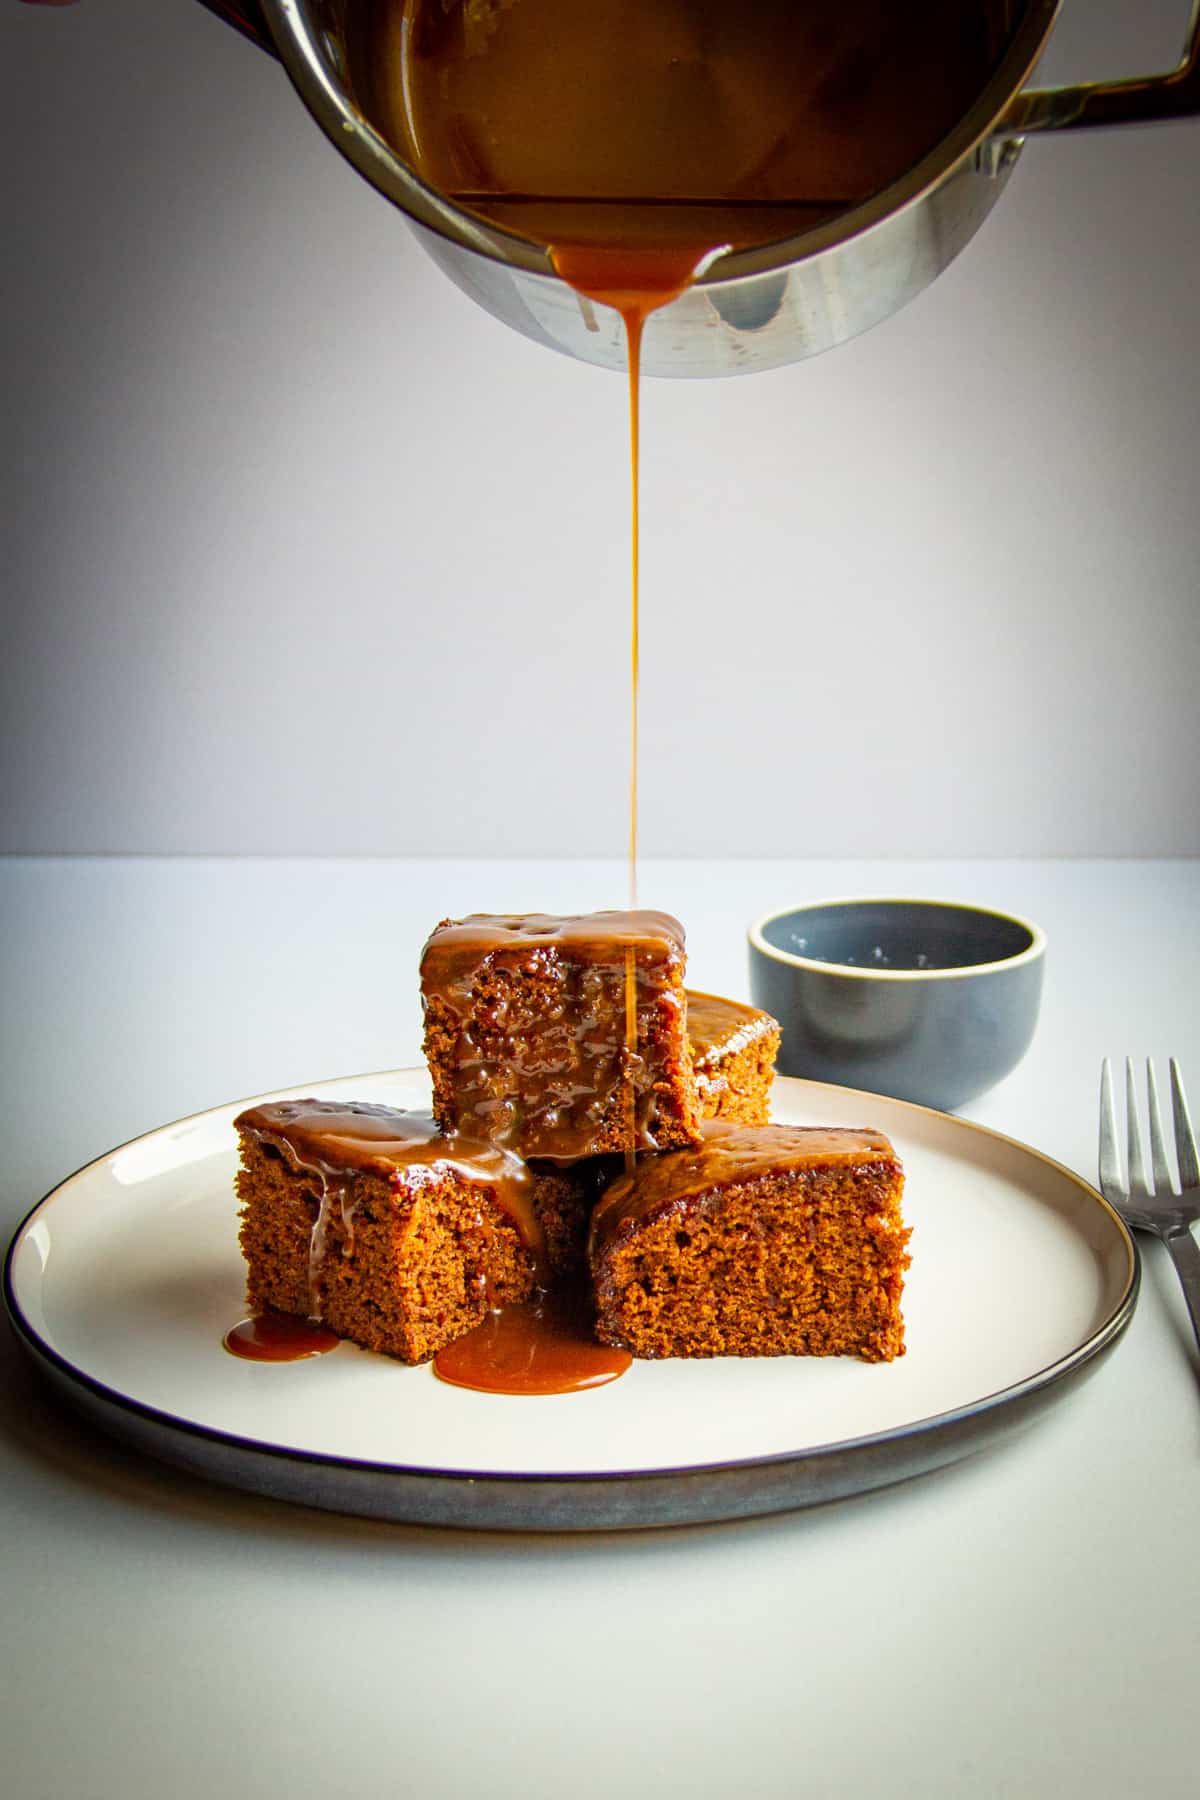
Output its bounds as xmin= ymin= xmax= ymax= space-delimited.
xmin=3 ymin=0 xmax=1198 ymax=857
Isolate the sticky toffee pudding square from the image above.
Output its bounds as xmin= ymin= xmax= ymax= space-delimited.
xmin=420 ymin=911 xmax=702 ymax=1162
xmin=234 ymin=1099 xmax=590 ymax=1365
xmin=589 ymin=1120 xmax=910 ymax=1363
xmin=686 ymin=989 xmax=780 ymax=1126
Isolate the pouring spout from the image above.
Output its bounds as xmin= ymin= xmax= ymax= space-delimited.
xmin=195 ymin=0 xmax=279 ymax=55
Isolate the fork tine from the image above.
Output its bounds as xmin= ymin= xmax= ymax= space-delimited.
xmin=1099 ymin=1058 xmax=1124 ymax=1195
xmin=1146 ymin=1059 xmax=1175 ymax=1197
xmin=1170 ymin=1060 xmax=1199 ymax=1192
xmin=1125 ymin=1057 xmax=1149 ymax=1197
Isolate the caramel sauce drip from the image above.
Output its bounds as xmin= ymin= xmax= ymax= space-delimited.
xmin=622 ymin=942 xmax=638 ymax=1176
xmin=546 ymin=241 xmax=710 ymax=915
xmin=223 ymin=1311 xmax=341 ymax=1362
xmin=422 ymin=911 xmax=685 ymax=967
xmin=589 ymin=1118 xmax=899 ymax=1258
xmin=433 ymin=1284 xmax=631 ymax=1395
xmin=236 ymin=1098 xmax=547 ymax=1284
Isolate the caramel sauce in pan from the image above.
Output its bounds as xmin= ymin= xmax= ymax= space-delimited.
xmin=223 ymin=1311 xmax=341 ymax=1362
xmin=344 ymin=2 xmax=1015 ymax=250
xmin=434 ymin=1285 xmax=631 ymax=1395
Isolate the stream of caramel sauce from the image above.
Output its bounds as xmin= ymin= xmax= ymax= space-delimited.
xmin=546 ymin=242 xmax=710 ymax=917
xmin=343 ymin=0 xmax=1014 ymax=918
xmin=544 ymin=246 xmax=710 ymax=1178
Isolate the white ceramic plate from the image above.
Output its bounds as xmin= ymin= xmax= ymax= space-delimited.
xmin=4 ymin=1070 xmax=1137 ymax=1530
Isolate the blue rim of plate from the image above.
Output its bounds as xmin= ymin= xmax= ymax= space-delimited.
xmin=3 ymin=1074 xmax=1140 ymax=1533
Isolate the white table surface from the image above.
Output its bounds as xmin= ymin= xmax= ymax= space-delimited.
xmin=2 ymin=856 xmax=1198 ymax=1800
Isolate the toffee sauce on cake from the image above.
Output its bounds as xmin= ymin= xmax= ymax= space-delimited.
xmin=589 ymin=1119 xmax=898 ymax=1261
xmin=685 ymin=990 xmax=778 ymax=1066
xmin=227 ymin=1099 xmax=570 ymax=1375
xmin=235 ymin=1097 xmax=546 ymax=1264
xmin=228 ymin=1097 xmax=623 ymax=1390
xmin=419 ymin=911 xmax=689 ymax=1163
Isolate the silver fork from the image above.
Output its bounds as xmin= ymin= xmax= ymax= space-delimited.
xmin=1100 ymin=1057 xmax=1200 ymax=1360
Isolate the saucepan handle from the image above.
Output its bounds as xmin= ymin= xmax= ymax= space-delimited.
xmin=195 ymin=0 xmax=278 ymax=55
xmin=998 ymin=1 xmax=1200 ymax=135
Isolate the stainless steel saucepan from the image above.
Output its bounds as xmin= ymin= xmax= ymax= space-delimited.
xmin=200 ymin=0 xmax=1200 ymax=376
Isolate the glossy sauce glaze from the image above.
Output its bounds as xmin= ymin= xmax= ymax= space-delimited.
xmin=685 ymin=989 xmax=778 ymax=1068
xmin=589 ymin=1118 xmax=899 ymax=1259
xmin=235 ymin=1098 xmax=545 ymax=1262
xmin=421 ymin=911 xmax=686 ymax=965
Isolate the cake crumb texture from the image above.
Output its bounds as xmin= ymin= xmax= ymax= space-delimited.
xmin=236 ymin=1122 xmax=589 ymax=1364
xmin=591 ymin=1130 xmax=909 ymax=1363
xmin=421 ymin=911 xmax=702 ymax=1160
xmin=686 ymin=989 xmax=780 ymax=1126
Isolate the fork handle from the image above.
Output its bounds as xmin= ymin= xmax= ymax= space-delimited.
xmin=1164 ymin=1227 xmax=1200 ymax=1361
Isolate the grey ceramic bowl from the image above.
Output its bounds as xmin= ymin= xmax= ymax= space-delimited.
xmin=748 ymin=897 xmax=1046 ymax=1111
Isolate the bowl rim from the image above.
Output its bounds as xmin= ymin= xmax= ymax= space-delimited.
xmin=747 ymin=896 xmax=1047 ymax=983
